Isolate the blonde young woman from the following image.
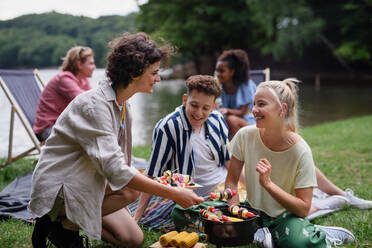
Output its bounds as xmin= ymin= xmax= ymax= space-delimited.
xmin=225 ymin=79 xmax=355 ymax=247
xmin=33 ymin=46 xmax=96 ymax=141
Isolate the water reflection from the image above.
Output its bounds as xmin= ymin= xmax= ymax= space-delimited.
xmin=299 ymin=84 xmax=372 ymax=127
xmin=133 ymin=79 xmax=186 ymax=145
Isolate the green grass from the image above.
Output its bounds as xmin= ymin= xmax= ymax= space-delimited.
xmin=1 ymin=116 xmax=371 ymax=247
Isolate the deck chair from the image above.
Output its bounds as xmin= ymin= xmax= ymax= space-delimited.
xmin=250 ymin=68 xmax=270 ymax=85
xmin=0 ymin=69 xmax=45 ymax=168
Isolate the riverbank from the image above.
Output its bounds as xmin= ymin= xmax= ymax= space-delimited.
xmin=0 ymin=115 xmax=371 ymax=247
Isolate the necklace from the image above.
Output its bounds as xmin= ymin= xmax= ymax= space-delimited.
xmin=119 ymin=101 xmax=126 ymax=130
xmin=112 ymin=86 xmax=126 ymax=131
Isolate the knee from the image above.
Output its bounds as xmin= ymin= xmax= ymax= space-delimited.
xmin=224 ymin=115 xmax=235 ymax=126
xmin=125 ymin=189 xmax=140 ymax=203
xmin=116 ymin=188 xmax=140 ymax=203
xmin=225 ymin=115 xmax=245 ymax=130
xmin=119 ymin=230 xmax=144 ymax=247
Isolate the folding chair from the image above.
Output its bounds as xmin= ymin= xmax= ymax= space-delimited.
xmin=0 ymin=69 xmax=45 ymax=168
xmin=250 ymin=68 xmax=270 ymax=85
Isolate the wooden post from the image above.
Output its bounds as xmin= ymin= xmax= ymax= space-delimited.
xmin=315 ymin=74 xmax=320 ymax=91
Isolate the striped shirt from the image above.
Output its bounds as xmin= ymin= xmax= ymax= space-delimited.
xmin=145 ymin=105 xmax=230 ymax=178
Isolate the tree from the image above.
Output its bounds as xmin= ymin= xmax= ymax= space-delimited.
xmin=247 ymin=0 xmax=372 ymax=71
xmin=0 ymin=12 xmax=138 ymax=68
xmin=310 ymin=0 xmax=372 ymax=68
xmin=136 ymin=0 xmax=256 ymax=74
xmin=247 ymin=0 xmax=324 ymax=61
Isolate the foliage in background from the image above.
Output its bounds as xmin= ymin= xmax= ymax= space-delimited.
xmin=0 ymin=12 xmax=137 ymax=68
xmin=247 ymin=0 xmax=372 ymax=69
xmin=0 ymin=1 xmax=371 ymax=72
xmin=247 ymin=0 xmax=324 ymax=60
xmin=137 ymin=0 xmax=372 ymax=72
xmin=319 ymin=1 xmax=372 ymax=66
xmin=136 ymin=0 xmax=255 ymax=73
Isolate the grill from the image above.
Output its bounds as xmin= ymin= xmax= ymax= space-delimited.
xmin=201 ymin=205 xmax=259 ymax=248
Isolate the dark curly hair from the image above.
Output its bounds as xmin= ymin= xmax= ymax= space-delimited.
xmin=217 ymin=49 xmax=250 ymax=86
xmin=186 ymin=75 xmax=222 ymax=99
xmin=106 ymin=32 xmax=175 ymax=88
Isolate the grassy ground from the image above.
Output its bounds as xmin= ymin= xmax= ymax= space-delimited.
xmin=0 ymin=115 xmax=371 ymax=247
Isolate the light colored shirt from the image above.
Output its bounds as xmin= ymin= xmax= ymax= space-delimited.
xmin=229 ymin=126 xmax=317 ymax=217
xmin=192 ymin=124 xmax=228 ymax=197
xmin=145 ymin=106 xmax=230 ymax=178
xmin=33 ymin=71 xmax=92 ymax=134
xmin=29 ymin=81 xmax=138 ymax=239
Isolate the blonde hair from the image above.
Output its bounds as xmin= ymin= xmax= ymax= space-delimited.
xmin=257 ymin=78 xmax=300 ymax=132
xmin=60 ymin=46 xmax=94 ymax=74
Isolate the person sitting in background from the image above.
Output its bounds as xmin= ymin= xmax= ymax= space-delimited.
xmin=225 ymin=78 xmax=355 ymax=247
xmin=32 ymin=46 xmax=96 ymax=142
xmin=29 ymin=32 xmax=203 ymax=248
xmin=134 ymin=75 xmax=233 ymax=222
xmin=215 ymin=49 xmax=256 ymax=139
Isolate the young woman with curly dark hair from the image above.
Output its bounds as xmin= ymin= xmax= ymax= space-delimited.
xmin=29 ymin=32 xmax=203 ymax=248
xmin=216 ymin=49 xmax=257 ymax=139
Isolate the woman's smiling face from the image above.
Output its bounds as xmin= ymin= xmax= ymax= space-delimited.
xmin=252 ymin=87 xmax=283 ymax=128
xmin=132 ymin=61 xmax=161 ymax=94
xmin=215 ymin=61 xmax=234 ymax=85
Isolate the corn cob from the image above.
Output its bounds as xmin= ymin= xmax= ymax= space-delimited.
xmin=179 ymin=232 xmax=199 ymax=248
xmin=169 ymin=231 xmax=189 ymax=247
xmin=159 ymin=230 xmax=178 ymax=247
xmin=221 ymin=215 xmax=244 ymax=222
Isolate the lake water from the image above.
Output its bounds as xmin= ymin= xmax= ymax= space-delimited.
xmin=1 ymin=68 xmax=372 ymax=157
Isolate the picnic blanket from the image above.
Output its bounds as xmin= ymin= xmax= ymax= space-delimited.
xmin=0 ymin=160 xmax=149 ymax=224
xmin=128 ymin=197 xmax=176 ymax=231
xmin=0 ymin=171 xmax=177 ymax=230
xmin=0 ymin=172 xmax=34 ymax=222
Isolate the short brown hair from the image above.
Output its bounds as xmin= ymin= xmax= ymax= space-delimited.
xmin=186 ymin=75 xmax=222 ymax=99
xmin=61 ymin=46 xmax=94 ymax=75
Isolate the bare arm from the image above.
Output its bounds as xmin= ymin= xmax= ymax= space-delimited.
xmin=225 ymin=160 xmax=246 ymax=186
xmin=133 ymin=172 xmax=155 ymax=222
xmin=134 ymin=192 xmax=152 ymax=222
xmin=256 ymin=158 xmax=313 ymax=217
xmin=315 ymin=167 xmax=343 ymax=195
xmin=127 ymin=173 xmax=204 ymax=209
xmin=225 ymin=156 xmax=245 ymax=205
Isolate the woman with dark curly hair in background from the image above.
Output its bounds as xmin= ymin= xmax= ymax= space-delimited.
xmin=29 ymin=32 xmax=203 ymax=248
xmin=216 ymin=49 xmax=257 ymax=139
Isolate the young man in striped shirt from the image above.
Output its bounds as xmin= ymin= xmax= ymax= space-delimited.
xmin=134 ymin=75 xmax=231 ymax=222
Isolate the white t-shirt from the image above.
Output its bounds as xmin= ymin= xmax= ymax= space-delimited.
xmin=191 ymin=124 xmax=228 ymax=197
xmin=229 ymin=125 xmax=317 ymax=217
